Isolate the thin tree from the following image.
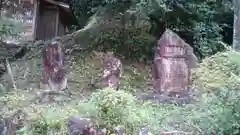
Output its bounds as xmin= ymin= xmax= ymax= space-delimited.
xmin=233 ymin=0 xmax=240 ymax=50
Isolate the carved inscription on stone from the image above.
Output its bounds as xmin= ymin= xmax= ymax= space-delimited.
xmin=153 ymin=29 xmax=197 ymax=94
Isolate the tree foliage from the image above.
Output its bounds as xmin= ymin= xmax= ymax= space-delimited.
xmin=134 ymin=0 xmax=233 ymax=58
xmin=67 ymin=0 xmax=134 ymax=29
xmin=66 ymin=0 xmax=234 ymax=59
xmin=1 ymin=0 xmax=30 ymax=18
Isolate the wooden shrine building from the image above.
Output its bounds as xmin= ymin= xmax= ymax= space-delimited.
xmin=20 ymin=0 xmax=75 ymax=40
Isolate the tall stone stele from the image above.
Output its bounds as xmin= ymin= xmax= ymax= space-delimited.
xmin=40 ymin=41 xmax=68 ymax=91
xmin=153 ymin=29 xmax=197 ymax=94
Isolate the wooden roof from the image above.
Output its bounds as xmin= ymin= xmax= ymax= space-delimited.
xmin=20 ymin=0 xmax=34 ymax=4
xmin=20 ymin=0 xmax=76 ymax=27
xmin=43 ymin=0 xmax=69 ymax=10
xmin=20 ymin=0 xmax=69 ymax=10
xmin=41 ymin=0 xmax=75 ymax=25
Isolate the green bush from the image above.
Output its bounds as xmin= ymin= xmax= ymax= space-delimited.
xmin=211 ymin=88 xmax=240 ymax=134
xmin=0 ymin=19 xmax=22 ymax=41
xmin=191 ymin=50 xmax=240 ymax=134
xmin=186 ymin=88 xmax=240 ymax=135
xmin=90 ymin=88 xmax=135 ymax=128
xmin=89 ymin=88 xmax=151 ymax=133
xmin=193 ymin=50 xmax=240 ymax=91
xmin=91 ymin=27 xmax=157 ymax=62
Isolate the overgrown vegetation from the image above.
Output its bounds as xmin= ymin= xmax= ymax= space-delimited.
xmin=1 ymin=0 xmax=240 ymax=135
xmin=92 ymin=27 xmax=156 ymax=62
xmin=193 ymin=50 xmax=240 ymax=91
xmin=0 ymin=50 xmax=240 ymax=134
xmin=3 ymin=85 xmax=240 ymax=135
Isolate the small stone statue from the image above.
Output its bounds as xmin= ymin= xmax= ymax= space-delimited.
xmin=93 ymin=51 xmax=123 ymax=90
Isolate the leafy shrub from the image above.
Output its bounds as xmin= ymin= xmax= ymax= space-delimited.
xmin=191 ymin=50 xmax=240 ymax=134
xmin=0 ymin=21 xmax=22 ymax=41
xmin=193 ymin=50 xmax=240 ymax=91
xmin=184 ymin=88 xmax=240 ymax=135
xmin=211 ymin=88 xmax=240 ymax=135
xmin=91 ymin=27 xmax=156 ymax=62
xmin=89 ymin=88 xmax=151 ymax=133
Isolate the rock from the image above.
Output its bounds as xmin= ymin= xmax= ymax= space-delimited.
xmin=114 ymin=126 xmax=125 ymax=135
xmin=97 ymin=128 xmax=107 ymax=135
xmin=139 ymin=128 xmax=149 ymax=135
xmin=0 ymin=118 xmax=7 ymax=135
xmin=160 ymin=131 xmax=190 ymax=135
xmin=33 ymin=90 xmax=70 ymax=104
xmin=67 ymin=116 xmax=95 ymax=135
xmin=139 ymin=91 xmax=195 ymax=105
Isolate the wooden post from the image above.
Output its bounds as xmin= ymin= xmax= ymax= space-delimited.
xmin=32 ymin=0 xmax=39 ymax=40
xmin=55 ymin=7 xmax=59 ymax=36
xmin=4 ymin=59 xmax=17 ymax=90
xmin=65 ymin=26 xmax=69 ymax=33
xmin=0 ymin=0 xmax=2 ymax=11
xmin=0 ymin=0 xmax=2 ymax=18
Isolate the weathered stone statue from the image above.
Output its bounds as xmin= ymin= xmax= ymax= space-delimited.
xmin=153 ymin=29 xmax=197 ymax=96
xmin=93 ymin=51 xmax=123 ymax=90
xmin=40 ymin=41 xmax=67 ymax=91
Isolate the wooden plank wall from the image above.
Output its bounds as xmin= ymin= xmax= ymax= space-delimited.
xmin=29 ymin=0 xmax=69 ymax=40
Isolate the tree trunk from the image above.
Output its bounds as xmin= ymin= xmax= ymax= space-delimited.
xmin=233 ymin=0 xmax=240 ymax=50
